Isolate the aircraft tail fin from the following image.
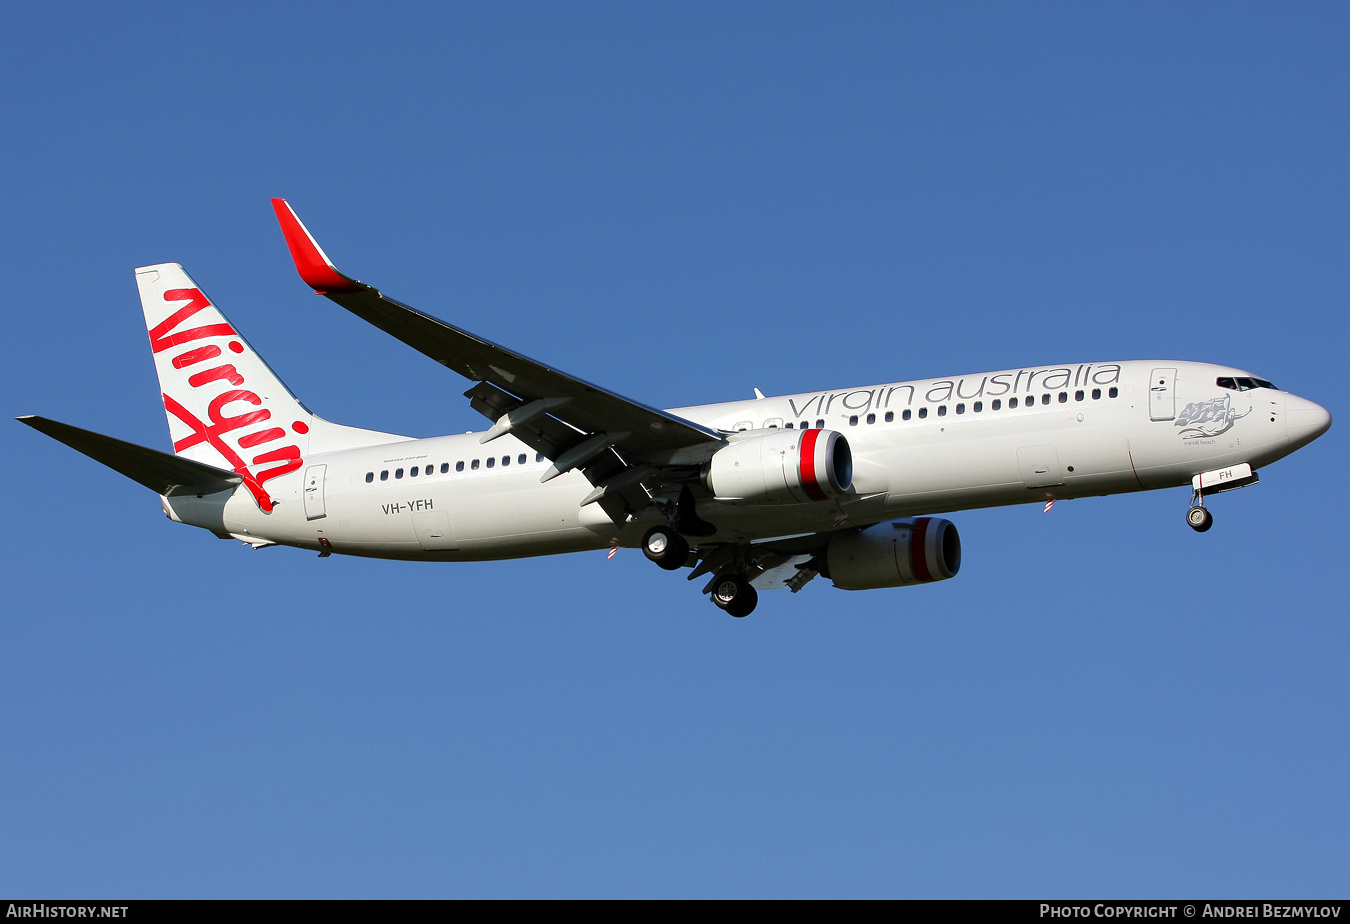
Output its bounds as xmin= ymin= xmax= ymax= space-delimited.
xmin=17 ymin=415 xmax=241 ymax=496
xmin=135 ymin=263 xmax=407 ymax=510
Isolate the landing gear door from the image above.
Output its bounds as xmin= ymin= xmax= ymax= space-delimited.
xmin=1149 ymin=367 xmax=1177 ymax=421
xmin=303 ymin=463 xmax=327 ymax=520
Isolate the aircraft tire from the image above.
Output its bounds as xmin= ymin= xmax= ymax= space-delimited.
xmin=711 ymin=575 xmax=756 ymax=617
xmin=642 ymin=526 xmax=689 ymax=570
xmin=1187 ymin=506 xmax=1213 ymax=532
xmin=725 ymin=585 xmax=758 ymax=618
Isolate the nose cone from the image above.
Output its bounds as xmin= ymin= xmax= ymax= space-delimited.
xmin=1286 ymin=394 xmax=1332 ymax=449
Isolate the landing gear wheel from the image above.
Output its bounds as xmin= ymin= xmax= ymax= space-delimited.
xmin=725 ymin=588 xmax=758 ymax=618
xmin=710 ymin=575 xmax=758 ymax=617
xmin=642 ymin=526 xmax=689 ymax=571
xmin=1187 ymin=506 xmax=1213 ymax=532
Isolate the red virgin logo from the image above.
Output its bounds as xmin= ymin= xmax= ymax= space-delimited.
xmin=150 ymin=288 xmax=303 ymax=512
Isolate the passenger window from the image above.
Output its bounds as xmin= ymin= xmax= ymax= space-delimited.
xmin=472 ymin=459 xmax=480 ymax=470
xmin=440 ymin=463 xmax=449 ymax=474
xmin=800 ymin=421 xmax=809 ymax=429
xmin=1092 ymin=388 xmax=1101 ymax=399
xmin=1109 ymin=387 xmax=1119 ymax=398
xmin=1042 ymin=394 xmax=1051 ymax=405
xmin=502 ymin=455 xmax=510 ymax=466
xmin=918 ymin=407 xmax=928 ymax=419
xmin=380 ymin=470 xmax=389 ymax=481
xmin=395 ymin=468 xmax=404 ymax=479
xmin=992 ymin=399 xmax=1001 ymax=410
xmin=902 ymin=409 xmax=912 ymax=421
xmin=866 ymin=413 xmax=876 ymax=424
xmin=518 ymin=454 xmax=527 ymax=465
xmin=486 ymin=457 xmax=495 ymax=468
xmin=1075 ymin=390 xmax=1084 ymax=401
xmin=1009 ymin=397 xmax=1019 ymax=409
xmin=938 ymin=405 xmax=947 ymax=416
xmin=885 ymin=411 xmax=894 ymax=422
xmin=956 ymin=403 xmax=965 ymax=415
xmin=815 ymin=419 xmax=825 ymax=429
xmin=456 ymin=461 xmax=465 ymax=472
xmin=1059 ymin=392 xmax=1068 ymax=403
xmin=536 ymin=453 xmax=544 ymax=462
xmin=785 ymin=422 xmax=793 ymax=429
xmin=973 ymin=401 xmax=982 ymax=412
xmin=409 ymin=466 xmax=418 ymax=477
xmin=365 ymin=472 xmax=374 ymax=483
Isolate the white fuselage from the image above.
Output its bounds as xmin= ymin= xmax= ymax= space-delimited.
xmin=164 ymin=360 xmax=1321 ymax=560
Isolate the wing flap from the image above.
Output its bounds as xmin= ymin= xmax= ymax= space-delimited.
xmin=18 ymin=416 xmax=241 ymax=497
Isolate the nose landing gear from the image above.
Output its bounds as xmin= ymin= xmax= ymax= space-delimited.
xmin=1185 ymin=463 xmax=1259 ymax=532
xmin=1186 ymin=502 xmax=1213 ymax=532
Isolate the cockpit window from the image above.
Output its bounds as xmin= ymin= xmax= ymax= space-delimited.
xmin=1218 ymin=376 xmax=1277 ymax=391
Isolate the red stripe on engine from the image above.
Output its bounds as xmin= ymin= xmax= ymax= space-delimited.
xmin=798 ymin=428 xmax=828 ymax=501
xmin=910 ymin=517 xmax=933 ymax=583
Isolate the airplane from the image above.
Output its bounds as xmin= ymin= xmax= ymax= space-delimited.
xmin=18 ymin=199 xmax=1332 ymax=617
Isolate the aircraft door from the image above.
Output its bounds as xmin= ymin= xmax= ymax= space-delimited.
xmin=1149 ymin=368 xmax=1177 ymax=421
xmin=303 ymin=464 xmax=327 ymax=520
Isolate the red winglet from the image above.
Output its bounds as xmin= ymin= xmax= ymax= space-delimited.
xmin=270 ymin=198 xmax=365 ymax=294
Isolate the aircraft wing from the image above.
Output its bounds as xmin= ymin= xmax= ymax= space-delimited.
xmin=17 ymin=416 xmax=241 ymax=497
xmin=270 ymin=200 xmax=720 ymax=466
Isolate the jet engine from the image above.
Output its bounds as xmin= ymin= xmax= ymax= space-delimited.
xmin=826 ymin=517 xmax=961 ymax=590
xmin=704 ymin=429 xmax=852 ymax=504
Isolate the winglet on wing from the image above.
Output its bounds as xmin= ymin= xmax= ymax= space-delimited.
xmin=270 ymin=198 xmax=366 ymax=295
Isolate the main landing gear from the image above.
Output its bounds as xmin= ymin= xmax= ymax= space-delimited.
xmin=642 ymin=524 xmax=760 ymax=617
xmin=710 ymin=574 xmax=758 ymax=618
xmin=642 ymin=525 xmax=690 ymax=571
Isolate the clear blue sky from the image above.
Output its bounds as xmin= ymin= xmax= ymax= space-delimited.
xmin=2 ymin=2 xmax=1346 ymax=898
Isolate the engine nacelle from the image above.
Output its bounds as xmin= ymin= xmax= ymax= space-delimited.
xmin=826 ymin=517 xmax=961 ymax=590
xmin=704 ymin=429 xmax=852 ymax=504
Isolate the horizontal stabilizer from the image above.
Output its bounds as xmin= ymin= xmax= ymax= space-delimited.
xmin=17 ymin=416 xmax=241 ymax=497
